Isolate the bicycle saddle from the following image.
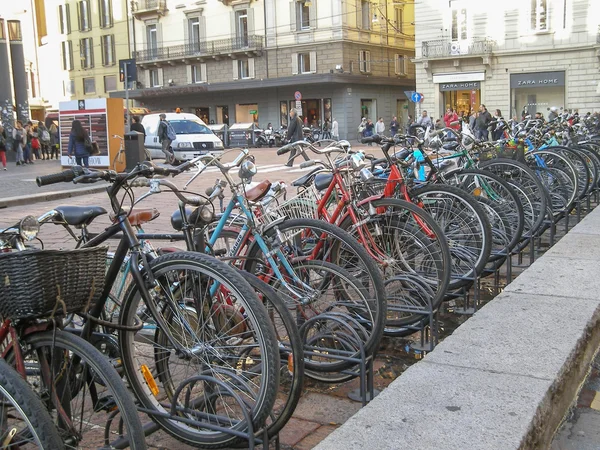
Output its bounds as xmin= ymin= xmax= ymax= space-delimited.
xmin=314 ymin=173 xmax=334 ymax=191
xmin=110 ymin=208 xmax=160 ymax=227
xmin=291 ymin=167 xmax=325 ymax=188
xmin=244 ymin=180 xmax=272 ymax=202
xmin=54 ymin=206 xmax=107 ymax=227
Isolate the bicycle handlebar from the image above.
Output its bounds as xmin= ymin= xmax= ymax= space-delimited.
xmin=277 ymin=143 xmax=295 ymax=155
xmin=130 ymin=178 xmax=207 ymax=207
xmin=36 ymin=167 xmax=85 ymax=187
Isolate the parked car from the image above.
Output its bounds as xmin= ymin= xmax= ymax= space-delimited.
xmin=142 ymin=112 xmax=224 ymax=161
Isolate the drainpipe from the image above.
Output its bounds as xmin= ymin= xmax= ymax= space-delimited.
xmin=263 ymin=0 xmax=268 ymax=78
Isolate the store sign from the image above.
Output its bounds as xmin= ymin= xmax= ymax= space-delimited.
xmin=510 ymin=71 xmax=565 ymax=89
xmin=432 ymin=72 xmax=485 ymax=83
xmin=439 ymin=81 xmax=481 ymax=92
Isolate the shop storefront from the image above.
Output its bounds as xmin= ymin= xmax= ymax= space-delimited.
xmin=510 ymin=71 xmax=565 ymax=119
xmin=433 ymin=72 xmax=485 ymax=117
xmin=287 ymin=98 xmax=332 ymax=128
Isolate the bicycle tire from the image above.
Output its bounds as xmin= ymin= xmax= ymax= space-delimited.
xmin=11 ymin=330 xmax=146 ymax=450
xmin=530 ymin=149 xmax=579 ymax=208
xmin=118 ymin=251 xmax=279 ymax=449
xmin=242 ymin=217 xmax=387 ymax=362
xmin=542 ymin=146 xmax=589 ymax=199
xmin=0 ymin=358 xmax=65 ymax=449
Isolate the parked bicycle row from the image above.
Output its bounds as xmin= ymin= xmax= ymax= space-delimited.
xmin=0 ymin=109 xmax=598 ymax=448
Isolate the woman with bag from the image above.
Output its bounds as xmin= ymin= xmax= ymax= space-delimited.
xmin=0 ymin=125 xmax=7 ymax=170
xmin=47 ymin=118 xmax=59 ymax=159
xmin=67 ymin=119 xmax=91 ymax=167
xmin=12 ymin=121 xmax=26 ymax=166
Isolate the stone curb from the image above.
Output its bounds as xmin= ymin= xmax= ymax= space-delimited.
xmin=0 ymin=185 xmax=108 ymax=209
xmin=315 ymin=206 xmax=600 ymax=450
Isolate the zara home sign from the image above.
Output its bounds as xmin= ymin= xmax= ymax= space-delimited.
xmin=510 ymin=71 xmax=565 ymax=89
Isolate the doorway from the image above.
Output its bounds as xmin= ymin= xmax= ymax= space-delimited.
xmin=360 ymin=99 xmax=377 ymax=121
xmin=216 ymin=105 xmax=229 ymax=125
xmin=442 ymin=89 xmax=480 ymax=118
xmin=235 ymin=103 xmax=258 ymax=125
xmin=195 ymin=107 xmax=209 ymax=124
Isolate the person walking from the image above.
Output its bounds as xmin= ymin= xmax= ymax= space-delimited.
xmin=443 ymin=107 xmax=459 ymax=130
xmin=0 ymin=125 xmax=7 ymax=170
xmin=47 ymin=119 xmax=60 ymax=159
xmin=389 ymin=116 xmax=399 ymax=136
xmin=285 ymin=108 xmax=309 ymax=166
xmin=23 ymin=121 xmax=34 ymax=164
xmin=67 ymin=119 xmax=91 ymax=167
xmin=475 ymin=104 xmax=492 ymax=141
xmin=331 ymin=117 xmax=339 ymax=140
xmin=31 ymin=126 xmax=41 ymax=161
xmin=492 ymin=109 xmax=504 ymax=141
xmin=157 ymin=113 xmax=175 ymax=164
xmin=37 ymin=121 xmax=50 ymax=159
xmin=130 ymin=115 xmax=146 ymax=138
xmin=416 ymin=110 xmax=433 ymax=129
xmin=375 ymin=117 xmax=385 ymax=136
xmin=12 ymin=121 xmax=25 ymax=166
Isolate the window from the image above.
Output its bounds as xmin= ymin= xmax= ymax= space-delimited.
xmin=233 ymin=58 xmax=255 ymax=80
xmin=297 ymin=1 xmax=310 ymax=30
xmin=394 ymin=7 xmax=403 ymax=33
xmin=395 ymin=54 xmax=407 ymax=76
xmin=530 ymin=0 xmax=547 ymax=31
xmin=80 ymin=37 xmax=94 ymax=69
xmin=236 ymin=10 xmax=249 ymax=46
xmin=83 ymin=77 xmax=95 ymax=94
xmin=99 ymin=0 xmax=113 ymax=28
xmin=0 ymin=19 xmax=4 ymax=40
xmin=61 ymin=41 xmax=73 ymax=70
xmin=361 ymin=0 xmax=370 ymax=30
xmin=104 ymin=75 xmax=117 ymax=92
xmin=147 ymin=24 xmax=157 ymax=56
xmin=451 ymin=7 xmax=468 ymax=41
xmin=358 ymin=50 xmax=371 ymax=73
xmin=78 ymin=0 xmax=91 ymax=31
xmin=149 ymin=68 xmax=160 ymax=87
xmin=190 ymin=64 xmax=207 ymax=83
xmin=7 ymin=21 xmax=22 ymax=41
xmin=189 ymin=17 xmax=201 ymax=45
xmin=59 ymin=4 xmax=71 ymax=34
xmin=64 ymin=79 xmax=75 ymax=96
xmin=292 ymin=51 xmax=316 ymax=74
xmin=101 ymin=34 xmax=115 ymax=66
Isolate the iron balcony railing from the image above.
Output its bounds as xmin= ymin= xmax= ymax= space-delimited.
xmin=422 ymin=38 xmax=494 ymax=58
xmin=134 ymin=35 xmax=263 ymax=63
xmin=133 ymin=0 xmax=167 ymax=12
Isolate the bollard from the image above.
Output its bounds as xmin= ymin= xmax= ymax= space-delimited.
xmin=124 ymin=131 xmax=146 ymax=172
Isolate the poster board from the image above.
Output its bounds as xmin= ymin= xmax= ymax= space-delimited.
xmin=59 ymin=98 xmax=124 ymax=170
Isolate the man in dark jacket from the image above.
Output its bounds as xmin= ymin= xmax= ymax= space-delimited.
xmin=157 ymin=113 xmax=174 ymax=163
xmin=285 ymin=108 xmax=309 ymax=167
xmin=475 ymin=104 xmax=492 ymax=141
xmin=130 ymin=115 xmax=146 ymax=138
xmin=389 ymin=116 xmax=399 ymax=136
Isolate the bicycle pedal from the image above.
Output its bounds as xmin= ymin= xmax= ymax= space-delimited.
xmin=94 ymin=395 xmax=117 ymax=413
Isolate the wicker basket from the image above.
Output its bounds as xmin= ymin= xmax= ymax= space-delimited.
xmin=0 ymin=247 xmax=107 ymax=320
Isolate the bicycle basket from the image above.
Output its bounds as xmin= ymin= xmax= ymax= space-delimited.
xmin=0 ymin=247 xmax=107 ymax=320
xmin=261 ymin=187 xmax=319 ymax=225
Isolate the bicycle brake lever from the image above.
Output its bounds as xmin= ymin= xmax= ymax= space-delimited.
xmin=183 ymin=161 xmax=207 ymax=190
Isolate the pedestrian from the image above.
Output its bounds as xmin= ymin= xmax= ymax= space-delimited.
xmin=492 ymin=109 xmax=504 ymax=141
xmin=23 ymin=121 xmax=34 ymax=164
xmin=331 ymin=117 xmax=339 ymax=140
xmin=475 ymin=104 xmax=492 ymax=141
xmin=67 ymin=119 xmax=91 ymax=167
xmin=469 ymin=110 xmax=477 ymax=131
xmin=130 ymin=115 xmax=146 ymax=139
xmin=406 ymin=114 xmax=414 ymax=134
xmin=375 ymin=117 xmax=385 ymax=136
xmin=548 ymin=107 xmax=559 ymax=122
xmin=389 ymin=116 xmax=399 ymax=136
xmin=31 ymin=127 xmax=41 ymax=161
xmin=157 ymin=113 xmax=176 ymax=164
xmin=416 ymin=110 xmax=433 ymax=129
xmin=12 ymin=121 xmax=25 ymax=166
xmin=47 ymin=119 xmax=59 ymax=159
xmin=535 ymin=111 xmax=544 ymax=121
xmin=0 ymin=125 xmax=7 ymax=170
xmin=443 ymin=107 xmax=459 ymax=130
xmin=37 ymin=121 xmax=51 ymax=159
xmin=284 ymin=108 xmax=309 ymax=166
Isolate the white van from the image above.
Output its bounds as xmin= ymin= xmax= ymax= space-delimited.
xmin=142 ymin=112 xmax=224 ymax=161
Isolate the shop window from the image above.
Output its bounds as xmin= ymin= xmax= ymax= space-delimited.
xmin=510 ymin=72 xmax=565 ymax=118
xmin=104 ymin=75 xmax=117 ymax=92
xmin=80 ymin=37 xmax=94 ymax=69
xmin=451 ymin=7 xmax=468 ymax=41
xmin=61 ymin=41 xmax=73 ymax=71
xmin=78 ymin=0 xmax=91 ymax=32
xmin=83 ymin=77 xmax=95 ymax=94
xmin=59 ymin=4 xmax=71 ymax=34
xmin=530 ymin=0 xmax=547 ymax=32
xmin=359 ymin=50 xmax=371 ymax=73
xmin=280 ymin=101 xmax=288 ymax=127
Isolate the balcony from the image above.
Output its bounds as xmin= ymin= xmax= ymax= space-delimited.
xmin=132 ymin=0 xmax=167 ymax=19
xmin=134 ymin=35 xmax=264 ymax=64
xmin=422 ymin=38 xmax=494 ymax=59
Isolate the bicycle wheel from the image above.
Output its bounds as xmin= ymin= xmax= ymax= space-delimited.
xmin=409 ymin=184 xmax=492 ymax=290
xmin=7 ymin=330 xmax=145 ymax=450
xmin=243 ymin=217 xmax=387 ymax=363
xmin=237 ymin=271 xmax=304 ymax=440
xmin=118 ymin=251 xmax=279 ymax=449
xmin=530 ymin=149 xmax=579 ymax=209
xmin=542 ymin=146 xmax=589 ymax=199
xmin=0 ymin=358 xmax=65 ymax=449
xmin=338 ymin=197 xmax=451 ymax=330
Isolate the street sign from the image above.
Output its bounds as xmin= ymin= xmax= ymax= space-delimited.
xmin=249 ymin=109 xmax=257 ymax=114
xmin=295 ymin=100 xmax=302 ymax=116
xmin=411 ymin=92 xmax=423 ymax=103
xmin=404 ymin=90 xmax=416 ymax=100
xmin=119 ymin=59 xmax=137 ymax=85
xmin=294 ymin=91 xmax=302 ymax=101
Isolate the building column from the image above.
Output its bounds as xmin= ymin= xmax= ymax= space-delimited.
xmin=7 ymin=20 xmax=29 ymax=123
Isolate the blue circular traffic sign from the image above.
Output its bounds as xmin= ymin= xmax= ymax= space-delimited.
xmin=411 ymin=92 xmax=423 ymax=103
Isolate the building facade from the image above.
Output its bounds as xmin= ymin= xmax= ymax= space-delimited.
xmin=111 ymin=0 xmax=416 ymax=139
xmin=414 ymin=0 xmax=600 ymax=121
xmin=53 ymin=0 xmax=130 ymax=100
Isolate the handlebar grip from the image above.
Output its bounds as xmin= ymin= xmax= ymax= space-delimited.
xmin=361 ymin=135 xmax=382 ymax=145
xmin=150 ymin=165 xmax=173 ymax=176
xmin=277 ymin=143 xmax=294 ymax=155
xmin=36 ymin=167 xmax=83 ymax=187
xmin=186 ymin=196 xmax=208 ymax=207
xmin=299 ymin=160 xmax=316 ymax=169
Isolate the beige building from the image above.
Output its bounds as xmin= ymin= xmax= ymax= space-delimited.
xmin=414 ymin=0 xmax=600 ymax=121
xmin=112 ymin=0 xmax=416 ymax=139
xmin=52 ymin=0 xmax=130 ymax=100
